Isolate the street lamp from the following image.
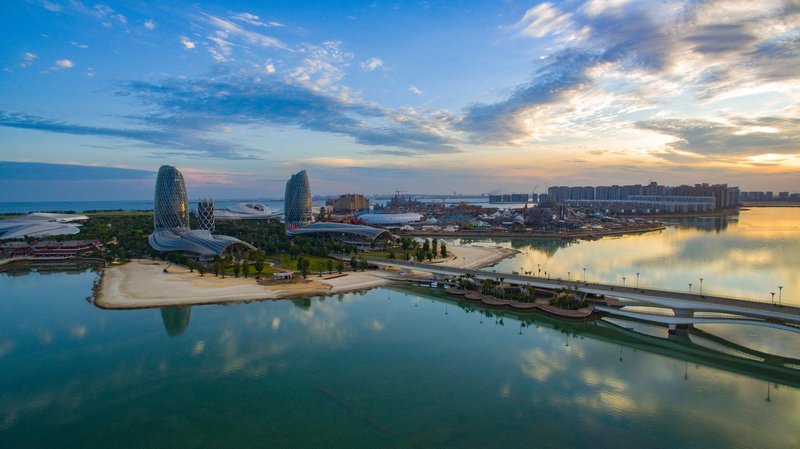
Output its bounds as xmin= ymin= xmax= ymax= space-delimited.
xmin=689 ymin=283 xmax=692 ymax=294
xmin=583 ymin=267 xmax=586 ymax=282
xmin=622 ymin=276 xmax=626 ymax=287
xmin=636 ymin=272 xmax=640 ymax=288
xmin=568 ymin=271 xmax=571 ymax=281
xmin=699 ymin=278 xmax=704 ymax=294
xmin=778 ymin=286 xmax=783 ymax=305
xmin=771 ymin=292 xmax=775 ymax=304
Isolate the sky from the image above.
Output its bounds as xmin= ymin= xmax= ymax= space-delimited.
xmin=0 ymin=0 xmax=799 ymax=201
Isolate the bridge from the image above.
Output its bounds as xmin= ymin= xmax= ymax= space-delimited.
xmin=366 ymin=258 xmax=800 ymax=332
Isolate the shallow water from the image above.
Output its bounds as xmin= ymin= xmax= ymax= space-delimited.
xmin=1 ymin=269 xmax=798 ymax=448
xmin=447 ymin=207 xmax=799 ymax=305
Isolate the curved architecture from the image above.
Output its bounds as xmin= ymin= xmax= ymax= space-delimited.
xmin=154 ymin=166 xmax=190 ymax=231
xmin=214 ymin=202 xmax=280 ymax=220
xmin=149 ymin=166 xmax=254 ymax=256
xmin=287 ymin=222 xmax=395 ymax=243
xmin=285 ymin=170 xmax=312 ymax=230
xmin=0 ymin=213 xmax=88 ymax=240
xmin=197 ymin=199 xmax=215 ymax=231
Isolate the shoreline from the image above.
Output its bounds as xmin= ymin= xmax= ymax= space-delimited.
xmin=404 ymin=224 xmax=666 ymax=240
xmin=94 ymin=244 xmax=518 ymax=310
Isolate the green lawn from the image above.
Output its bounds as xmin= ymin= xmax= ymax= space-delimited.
xmin=277 ymin=255 xmax=338 ymax=273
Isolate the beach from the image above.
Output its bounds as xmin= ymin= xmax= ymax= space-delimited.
xmin=95 ymin=244 xmax=517 ymax=309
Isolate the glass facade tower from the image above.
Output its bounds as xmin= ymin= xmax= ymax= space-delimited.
xmin=285 ymin=170 xmax=312 ymax=230
xmin=149 ymin=165 xmax=255 ymax=256
xmin=154 ymin=165 xmax=189 ymax=232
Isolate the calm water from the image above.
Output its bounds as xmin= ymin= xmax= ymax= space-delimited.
xmin=1 ymin=207 xmax=799 ymax=448
xmin=451 ymin=207 xmax=800 ymax=306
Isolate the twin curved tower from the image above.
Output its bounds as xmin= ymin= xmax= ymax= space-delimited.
xmin=148 ymin=166 xmax=254 ymax=257
xmin=284 ymin=170 xmax=312 ymax=230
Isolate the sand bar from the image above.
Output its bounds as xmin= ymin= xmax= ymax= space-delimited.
xmin=94 ymin=244 xmax=517 ymax=309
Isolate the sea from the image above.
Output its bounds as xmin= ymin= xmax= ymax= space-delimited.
xmin=1 ymin=207 xmax=798 ymax=448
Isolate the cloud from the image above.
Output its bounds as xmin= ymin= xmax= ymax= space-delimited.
xmin=20 ymin=52 xmax=38 ymax=68
xmin=287 ymin=41 xmax=351 ymax=88
xmin=54 ymin=59 xmax=74 ymax=69
xmin=202 ymin=13 xmax=286 ymax=61
xmin=0 ymin=161 xmax=153 ymax=181
xmin=637 ymin=115 xmax=800 ymax=157
xmin=408 ymin=85 xmax=424 ymax=95
xmin=39 ymin=0 xmax=61 ymax=12
xmin=360 ymin=57 xmax=383 ymax=71
xmin=0 ymin=64 xmax=459 ymax=158
xmin=265 ymin=62 xmax=276 ymax=74
xmin=120 ymin=75 xmax=458 ymax=154
xmin=70 ymin=2 xmax=127 ymax=28
xmin=0 ymin=110 xmax=255 ymax=159
xmin=180 ymin=36 xmax=196 ymax=50
xmin=231 ymin=12 xmax=284 ymax=27
xmin=459 ymin=0 xmax=800 ymax=144
xmin=514 ymin=2 xmax=579 ymax=40
xmin=458 ymin=51 xmax=600 ymax=142
xmin=70 ymin=41 xmax=89 ymax=48
xmin=143 ymin=19 xmax=156 ymax=30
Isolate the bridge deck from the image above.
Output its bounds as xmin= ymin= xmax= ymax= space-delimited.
xmin=367 ymin=258 xmax=800 ymax=323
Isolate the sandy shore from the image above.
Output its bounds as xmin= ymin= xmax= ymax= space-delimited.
xmin=443 ymin=244 xmax=518 ymax=269
xmin=95 ymin=244 xmax=517 ymax=310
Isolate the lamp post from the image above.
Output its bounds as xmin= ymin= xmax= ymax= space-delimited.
xmin=568 ymin=271 xmax=571 ymax=281
xmin=583 ymin=267 xmax=586 ymax=282
xmin=699 ymin=278 xmax=704 ymax=294
xmin=622 ymin=276 xmax=626 ymax=287
xmin=778 ymin=286 xmax=783 ymax=305
xmin=771 ymin=292 xmax=775 ymax=304
xmin=636 ymin=272 xmax=640 ymax=288
xmin=689 ymin=283 xmax=692 ymax=294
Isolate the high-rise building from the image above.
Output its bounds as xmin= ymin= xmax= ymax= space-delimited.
xmin=329 ymin=194 xmax=370 ymax=213
xmin=149 ymin=165 xmax=254 ymax=257
xmin=285 ymin=170 xmax=312 ymax=229
xmin=153 ymin=165 xmax=189 ymax=231
xmin=197 ymin=198 xmax=215 ymax=231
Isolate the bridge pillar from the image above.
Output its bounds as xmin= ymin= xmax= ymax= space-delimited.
xmin=669 ymin=309 xmax=695 ymax=333
xmin=667 ymin=327 xmax=690 ymax=341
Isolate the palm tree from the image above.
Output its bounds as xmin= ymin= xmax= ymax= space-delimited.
xmin=481 ymin=278 xmax=494 ymax=295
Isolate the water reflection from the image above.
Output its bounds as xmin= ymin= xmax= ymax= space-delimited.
xmin=432 ymin=287 xmax=800 ymax=387
xmin=448 ymin=208 xmax=799 ymax=304
xmin=662 ymin=215 xmax=736 ymax=233
xmin=2 ymin=270 xmax=800 ymax=449
xmin=160 ymin=306 xmax=191 ymax=336
xmin=459 ymin=237 xmax=575 ymax=256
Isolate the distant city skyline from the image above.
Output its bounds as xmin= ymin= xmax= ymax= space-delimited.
xmin=1 ymin=0 xmax=798 ymax=201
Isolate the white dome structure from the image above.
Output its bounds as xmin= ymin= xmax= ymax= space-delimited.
xmin=359 ymin=213 xmax=423 ymax=225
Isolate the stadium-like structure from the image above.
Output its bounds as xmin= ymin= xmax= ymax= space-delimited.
xmin=213 ymin=202 xmax=281 ymax=220
xmin=148 ymin=166 xmax=254 ymax=257
xmin=0 ymin=213 xmax=88 ymax=240
xmin=284 ymin=170 xmax=313 ymax=230
xmin=287 ymin=222 xmax=395 ymax=246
